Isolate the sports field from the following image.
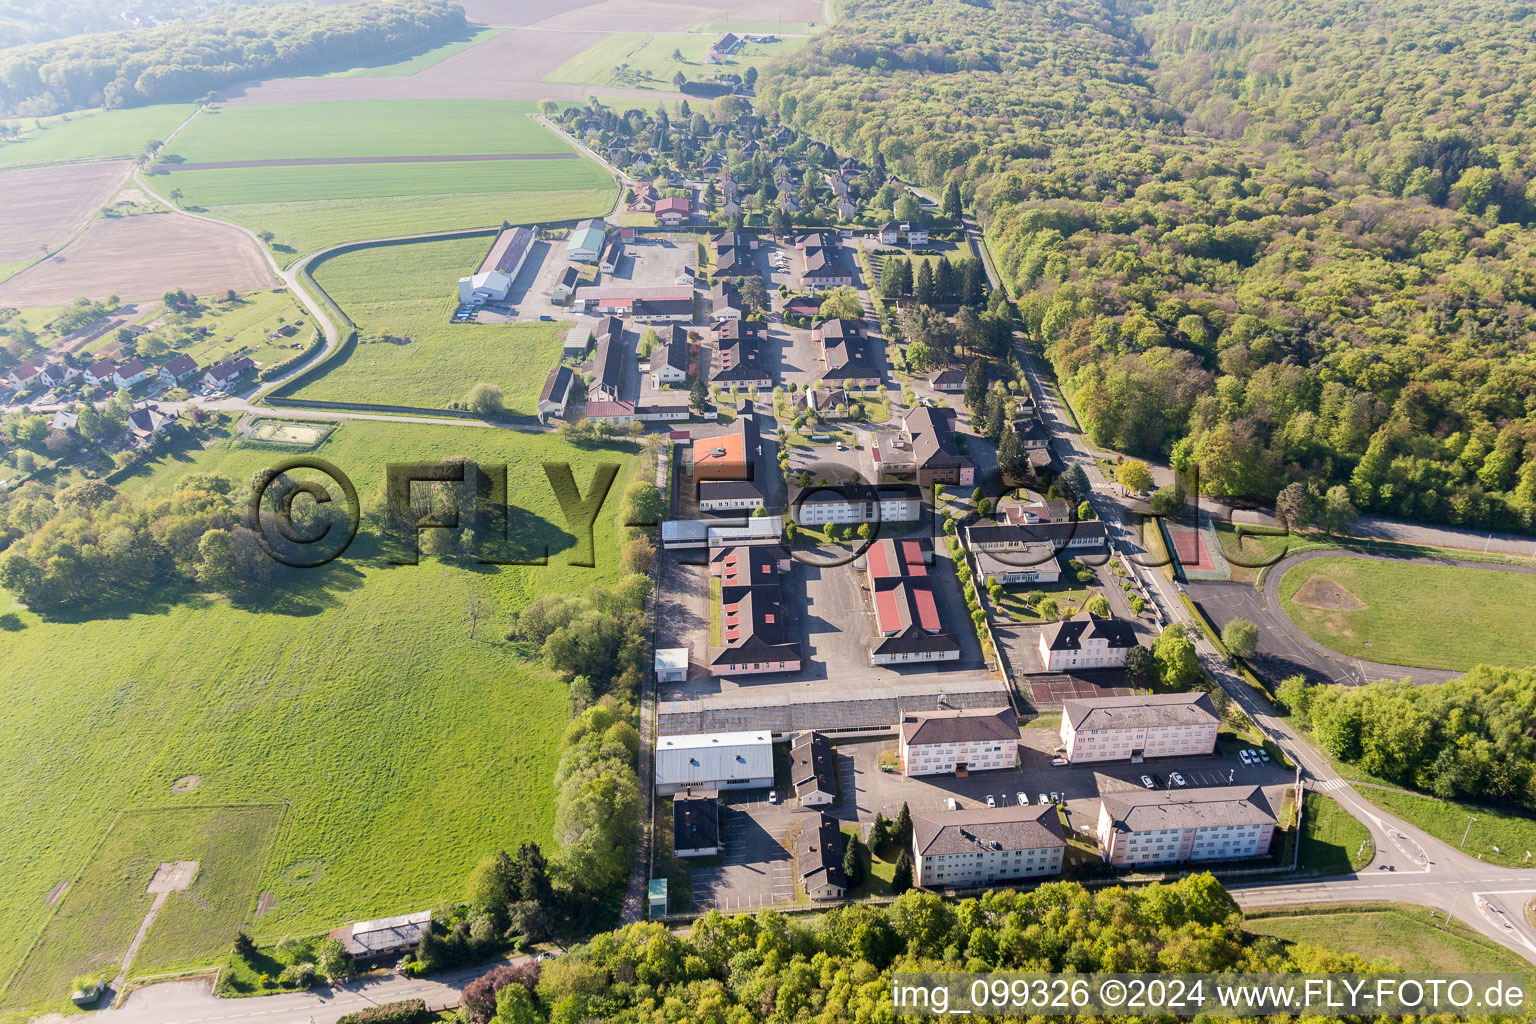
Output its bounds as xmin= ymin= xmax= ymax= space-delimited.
xmin=1278 ymin=556 xmax=1536 ymax=671
xmin=150 ymin=100 xmax=616 ymax=259
xmin=0 ymin=420 xmax=635 ymax=1016
xmin=0 ymin=105 xmax=194 ymax=168
xmin=544 ymin=32 xmax=808 ymax=89
xmin=293 ymin=235 xmax=568 ymax=411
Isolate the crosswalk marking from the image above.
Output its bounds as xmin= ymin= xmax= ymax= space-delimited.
xmin=1314 ymin=777 xmax=1347 ymax=792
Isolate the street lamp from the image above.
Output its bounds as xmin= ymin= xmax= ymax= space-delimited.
xmin=1461 ymin=815 xmax=1477 ymax=849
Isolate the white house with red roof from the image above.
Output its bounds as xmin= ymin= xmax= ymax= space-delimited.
xmin=864 ymin=537 xmax=961 ymax=666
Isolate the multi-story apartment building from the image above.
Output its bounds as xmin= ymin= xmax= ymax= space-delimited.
xmin=911 ymin=804 xmax=1067 ymax=888
xmin=792 ymin=483 xmax=922 ymax=526
xmin=1059 ymin=692 xmax=1220 ymax=763
xmin=1097 ymin=785 xmax=1277 ymax=867
xmin=898 ymin=705 xmax=1018 ymax=776
xmin=1038 ymin=612 xmax=1139 ymax=671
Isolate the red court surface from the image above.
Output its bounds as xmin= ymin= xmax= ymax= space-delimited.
xmin=1028 ymin=674 xmax=1133 ymax=706
xmin=1167 ymin=522 xmax=1218 ymax=572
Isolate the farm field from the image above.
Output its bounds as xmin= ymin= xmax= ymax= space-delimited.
xmin=0 ymin=420 xmax=636 ymax=1017
xmin=693 ymin=19 xmax=817 ymax=34
xmin=1243 ymin=902 xmax=1529 ymax=974
xmin=0 ymin=213 xmax=275 ymax=306
xmin=4 ymin=806 xmax=284 ymax=1008
xmin=1277 ymin=556 xmax=1536 ymax=671
xmin=413 ymin=27 xmax=598 ymax=82
xmin=0 ymin=105 xmax=194 ymax=168
xmin=544 ymin=31 xmax=808 ymax=89
xmin=325 ymin=26 xmax=505 ymax=77
xmin=0 ymin=162 xmax=130 ymax=268
xmin=164 ymin=100 xmax=570 ymax=163
xmin=296 ymin=236 xmax=568 ymax=412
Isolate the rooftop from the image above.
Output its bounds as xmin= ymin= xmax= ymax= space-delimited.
xmin=1063 ymin=691 xmax=1219 ymax=731
xmin=912 ymin=804 xmax=1067 ymax=857
xmin=900 ymin=705 xmax=1018 ymax=746
xmin=1101 ymin=784 xmax=1277 ymax=832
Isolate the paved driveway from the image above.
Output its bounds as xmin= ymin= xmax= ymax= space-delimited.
xmin=690 ymin=797 xmax=798 ymax=911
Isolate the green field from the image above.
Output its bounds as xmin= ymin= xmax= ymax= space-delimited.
xmin=292 ymin=236 xmax=568 ymax=411
xmin=0 ymin=420 xmax=635 ymax=1016
xmin=163 ymin=157 xmax=611 ymax=205
xmin=1244 ymin=903 xmax=1529 ymax=973
xmin=545 ymin=32 xmax=807 ymax=89
xmin=1355 ymin=787 xmax=1536 ymax=869
xmin=1296 ymin=792 xmax=1372 ymax=875
xmin=139 ymin=288 xmax=310 ymax=371
xmin=4 ymin=806 xmax=284 ymax=1007
xmin=0 ymin=105 xmax=194 ymax=167
xmin=165 ymin=101 xmax=569 ymax=163
xmin=1278 ymin=556 xmax=1536 ymax=671
xmin=323 ymin=27 xmax=504 ymax=78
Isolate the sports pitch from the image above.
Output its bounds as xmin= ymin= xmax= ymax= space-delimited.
xmin=247 ymin=420 xmax=333 ymax=446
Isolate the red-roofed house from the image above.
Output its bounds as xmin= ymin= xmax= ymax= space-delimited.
xmin=655 ymin=196 xmax=691 ymax=227
xmin=863 ymin=538 xmax=960 ymax=665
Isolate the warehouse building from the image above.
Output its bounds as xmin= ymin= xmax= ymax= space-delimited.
xmin=654 ymin=730 xmax=773 ymax=794
xmin=567 ymin=218 xmax=608 ymax=263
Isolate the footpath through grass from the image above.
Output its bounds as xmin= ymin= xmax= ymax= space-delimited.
xmin=1244 ymin=902 xmax=1529 ymax=973
xmin=0 ymin=419 xmax=635 ymax=1017
xmin=295 ymin=235 xmax=569 ymax=412
xmin=1278 ymin=556 xmax=1536 ymax=671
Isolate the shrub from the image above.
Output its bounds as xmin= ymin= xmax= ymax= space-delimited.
xmin=278 ymin=962 xmax=316 ymax=988
xmin=335 ymin=999 xmax=428 ymax=1024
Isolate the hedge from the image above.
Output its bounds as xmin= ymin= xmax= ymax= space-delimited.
xmin=335 ymin=999 xmax=428 ymax=1024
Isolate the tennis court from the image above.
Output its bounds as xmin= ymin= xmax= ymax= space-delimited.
xmin=1162 ymin=517 xmax=1231 ymax=580
xmin=1026 ymin=672 xmax=1134 ymax=707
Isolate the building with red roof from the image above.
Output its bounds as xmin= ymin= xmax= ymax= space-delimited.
xmin=864 ymin=538 xmax=960 ymax=666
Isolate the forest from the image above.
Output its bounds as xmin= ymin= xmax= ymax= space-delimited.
xmin=760 ymin=0 xmax=1536 ymax=532
xmin=0 ymin=0 xmax=463 ymax=115
xmin=0 ymin=0 xmax=272 ymax=50
xmin=1279 ymin=665 xmax=1536 ymax=811
xmin=454 ymin=875 xmax=1431 ymax=1024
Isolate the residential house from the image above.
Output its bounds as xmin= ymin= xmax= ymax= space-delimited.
xmin=158 ymin=353 xmax=199 ymax=386
xmin=911 ymin=804 xmax=1067 ymax=888
xmin=814 ymin=318 xmax=880 ymax=388
xmin=1097 ymin=785 xmax=1277 ymax=867
xmin=899 ymin=705 xmax=1018 ymax=776
xmin=710 ymin=282 xmax=743 ymax=321
xmin=6 ymin=362 xmax=40 ymax=389
xmin=600 ymin=234 xmax=625 ymax=274
xmin=84 ymin=359 xmax=118 ymax=387
xmin=791 ymin=731 xmax=836 ymax=807
xmin=800 ymin=240 xmax=852 ymax=291
xmin=928 ymin=367 xmax=966 ymax=393
xmin=712 ymin=232 xmax=758 ymax=279
xmin=39 ymin=361 xmax=81 ymax=388
xmin=200 ymin=356 xmax=254 ymax=392
xmin=712 ymin=319 xmax=772 ymax=388
xmin=655 ymin=196 xmax=691 ymax=227
xmin=796 ymin=812 xmax=847 ymax=900
xmin=113 ymin=359 xmax=150 ymax=389
xmin=126 ymin=404 xmax=175 ymax=441
xmin=878 ymin=221 xmax=928 ymax=246
xmin=1038 ymin=612 xmax=1139 ymax=672
xmin=49 ymin=409 xmax=79 ymax=431
xmin=331 ymin=912 xmax=432 ymax=961
xmin=650 ymin=325 xmax=690 ymax=387
xmin=1059 ymin=692 xmax=1220 ymax=764
xmin=866 ymin=538 xmax=962 ymax=666
xmin=629 ymin=183 xmax=659 ymax=212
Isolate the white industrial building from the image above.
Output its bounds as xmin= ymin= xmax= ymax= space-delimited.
xmin=458 ymin=270 xmax=513 ymax=304
xmin=655 ymin=648 xmax=689 ymax=683
xmin=458 ymin=226 xmax=534 ymax=304
xmin=911 ymin=805 xmax=1066 ymax=888
xmin=898 ymin=706 xmax=1018 ymax=777
xmin=654 ymin=730 xmax=773 ymax=794
xmin=1059 ymin=692 xmax=1220 ymax=764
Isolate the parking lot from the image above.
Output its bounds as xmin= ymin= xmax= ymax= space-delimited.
xmin=688 ymin=797 xmax=799 ymax=912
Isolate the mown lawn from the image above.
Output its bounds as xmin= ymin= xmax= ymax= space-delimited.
xmin=1296 ymin=792 xmax=1372 ymax=875
xmin=1244 ymin=902 xmax=1529 ymax=973
xmin=0 ymin=419 xmax=635 ymax=1018
xmin=294 ymin=235 xmax=569 ymax=411
xmin=165 ymin=101 xmax=569 ymax=162
xmin=0 ymin=105 xmax=194 ymax=167
xmin=1277 ymin=556 xmax=1536 ymax=671
xmin=1355 ymin=787 xmax=1536 ymax=870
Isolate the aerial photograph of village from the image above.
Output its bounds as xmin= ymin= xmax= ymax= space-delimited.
xmin=3 ymin=0 xmax=1536 ymax=1021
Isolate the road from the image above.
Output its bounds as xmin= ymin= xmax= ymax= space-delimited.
xmin=945 ymin=204 xmax=1536 ymax=963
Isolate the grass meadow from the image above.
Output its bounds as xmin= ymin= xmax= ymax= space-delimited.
xmin=545 ymin=33 xmax=807 ymax=89
xmin=0 ymin=419 xmax=635 ymax=1017
xmin=1354 ymin=787 xmax=1536 ymax=870
xmin=295 ymin=235 xmax=569 ymax=410
xmin=162 ymin=288 xmax=312 ymax=370
xmin=1295 ymin=792 xmax=1372 ymax=874
xmin=161 ymin=158 xmax=611 ymax=206
xmin=166 ymin=101 xmax=569 ymax=163
xmin=1243 ymin=902 xmax=1529 ymax=973
xmin=0 ymin=105 xmax=194 ymax=167
xmin=1277 ymin=556 xmax=1536 ymax=671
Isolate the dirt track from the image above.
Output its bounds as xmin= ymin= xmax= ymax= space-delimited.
xmin=0 ymin=211 xmax=276 ymax=304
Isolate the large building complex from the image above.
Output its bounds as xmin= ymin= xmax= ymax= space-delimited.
xmin=898 ymin=705 xmax=1017 ymax=776
xmin=1097 ymin=785 xmax=1277 ymax=867
xmin=653 ymin=730 xmax=773 ymax=794
xmin=1060 ymin=692 xmax=1221 ymax=763
xmin=911 ymin=804 xmax=1067 ymax=888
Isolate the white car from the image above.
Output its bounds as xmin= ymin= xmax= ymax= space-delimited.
xmin=767 ymin=790 xmax=779 ymax=804
xmin=1259 ymin=749 xmax=1271 ymax=763
xmin=1017 ymin=792 xmax=1029 ymax=806
xmin=1050 ymin=756 xmax=1068 ymax=767
xmin=985 ymin=793 xmax=995 ymax=808
xmin=1239 ymin=750 xmax=1253 ymax=765
xmin=946 ymin=797 xmax=959 ymax=811
xmin=1141 ymin=775 xmax=1155 ymax=788
xmin=1170 ymin=772 xmax=1186 ymax=787
xmin=1038 ymin=792 xmax=1049 ymax=806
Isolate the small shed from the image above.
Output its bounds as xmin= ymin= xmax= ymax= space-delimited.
xmin=655 ymin=647 xmax=689 ymax=683
xmin=648 ymin=878 xmax=668 ymax=918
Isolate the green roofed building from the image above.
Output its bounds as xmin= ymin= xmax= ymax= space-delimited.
xmin=568 ymin=218 xmax=608 ymax=263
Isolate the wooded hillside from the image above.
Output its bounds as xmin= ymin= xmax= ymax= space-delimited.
xmin=762 ymin=0 xmax=1536 ymax=532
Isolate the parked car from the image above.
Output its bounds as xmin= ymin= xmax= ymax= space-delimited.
xmin=1050 ymin=756 xmax=1068 ymax=767
xmin=539 ymin=315 xmax=554 ymax=321
xmin=985 ymin=794 xmax=995 ymax=808
xmin=767 ymin=790 xmax=779 ymax=804
xmin=1170 ymin=772 xmax=1186 ymax=787
xmin=1038 ymin=792 xmax=1049 ymax=805
xmin=1259 ymin=748 xmax=1271 ymax=763
xmin=946 ymin=797 xmax=959 ymax=811
xmin=1239 ymin=750 xmax=1253 ymax=765
xmin=1050 ymin=792 xmax=1062 ymax=804
xmin=1141 ymin=775 xmax=1155 ymax=788
xmin=1017 ymin=792 xmax=1029 ymax=806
